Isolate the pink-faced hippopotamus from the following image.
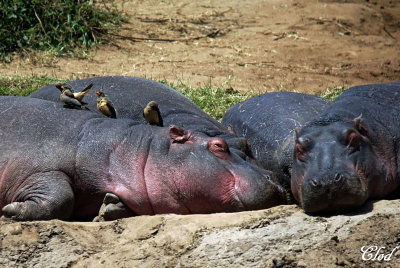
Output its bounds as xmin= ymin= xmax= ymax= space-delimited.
xmin=0 ymin=96 xmax=287 ymax=221
xmin=221 ymin=92 xmax=331 ymax=198
xmin=29 ymin=76 xmax=255 ymax=163
xmin=292 ymin=82 xmax=400 ymax=212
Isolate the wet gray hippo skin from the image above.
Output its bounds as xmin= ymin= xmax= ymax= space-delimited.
xmin=29 ymin=76 xmax=254 ymax=163
xmin=221 ymin=92 xmax=331 ymax=195
xmin=292 ymin=82 xmax=400 ymax=213
xmin=0 ymin=96 xmax=287 ymax=221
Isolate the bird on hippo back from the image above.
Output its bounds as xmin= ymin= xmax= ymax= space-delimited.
xmin=56 ymin=82 xmax=93 ymax=109
xmin=291 ymin=82 xmax=400 ymax=213
xmin=95 ymin=90 xmax=117 ymax=119
xmin=143 ymin=101 xmax=163 ymax=127
xmin=0 ymin=96 xmax=288 ymax=221
xmin=29 ymin=76 xmax=256 ymax=164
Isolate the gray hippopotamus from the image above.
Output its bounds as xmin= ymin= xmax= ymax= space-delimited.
xmin=0 ymin=96 xmax=287 ymax=221
xmin=221 ymin=92 xmax=331 ymax=195
xmin=292 ymin=82 xmax=400 ymax=212
xmin=29 ymin=76 xmax=254 ymax=162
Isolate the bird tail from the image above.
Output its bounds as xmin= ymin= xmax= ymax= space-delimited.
xmin=74 ymin=82 xmax=93 ymax=101
xmin=81 ymin=82 xmax=94 ymax=93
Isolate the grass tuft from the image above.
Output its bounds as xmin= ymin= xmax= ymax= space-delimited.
xmin=0 ymin=75 xmax=63 ymax=96
xmin=0 ymin=75 xmax=348 ymax=119
xmin=163 ymin=81 xmax=258 ymax=120
xmin=0 ymin=0 xmax=127 ymax=62
xmin=318 ymin=85 xmax=347 ymax=101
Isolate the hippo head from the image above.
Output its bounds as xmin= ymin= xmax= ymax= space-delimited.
xmin=112 ymin=125 xmax=288 ymax=215
xmin=291 ymin=116 xmax=385 ymax=213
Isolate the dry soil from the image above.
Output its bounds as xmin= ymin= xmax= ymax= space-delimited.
xmin=1 ymin=0 xmax=400 ymax=94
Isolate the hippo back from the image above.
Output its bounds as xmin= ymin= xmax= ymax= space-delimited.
xmin=30 ymin=76 xmax=253 ymax=160
xmin=222 ymin=92 xmax=331 ymax=191
xmin=311 ymin=82 xmax=400 ymax=136
xmin=30 ymin=76 xmax=219 ymax=128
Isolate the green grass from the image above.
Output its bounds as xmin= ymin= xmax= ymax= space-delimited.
xmin=0 ymin=75 xmax=257 ymax=120
xmin=0 ymin=0 xmax=127 ymax=62
xmin=163 ymin=81 xmax=258 ymax=120
xmin=0 ymin=75 xmax=63 ymax=96
xmin=318 ymin=85 xmax=347 ymax=101
xmin=0 ymin=75 xmax=346 ymax=119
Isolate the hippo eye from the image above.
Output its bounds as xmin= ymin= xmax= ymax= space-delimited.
xmin=213 ymin=142 xmax=227 ymax=152
xmin=208 ymin=138 xmax=229 ymax=159
xmin=344 ymin=129 xmax=361 ymax=154
xmin=294 ymin=136 xmax=310 ymax=162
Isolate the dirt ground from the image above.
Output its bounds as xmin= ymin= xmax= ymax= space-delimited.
xmin=2 ymin=0 xmax=400 ymax=94
xmin=1 ymin=200 xmax=400 ymax=267
xmin=1 ymin=0 xmax=400 ymax=267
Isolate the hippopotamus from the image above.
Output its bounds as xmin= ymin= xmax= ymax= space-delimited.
xmin=221 ymin=92 xmax=331 ymax=195
xmin=29 ymin=76 xmax=254 ymax=162
xmin=0 ymin=96 xmax=287 ymax=221
xmin=291 ymin=82 xmax=400 ymax=212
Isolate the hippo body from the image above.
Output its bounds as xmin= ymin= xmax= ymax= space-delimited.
xmin=0 ymin=96 xmax=287 ymax=221
xmin=30 ymin=76 xmax=253 ymax=161
xmin=292 ymin=82 xmax=400 ymax=212
xmin=221 ymin=92 xmax=331 ymax=193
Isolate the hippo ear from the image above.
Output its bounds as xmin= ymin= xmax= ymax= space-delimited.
xmin=226 ymin=124 xmax=238 ymax=137
xmin=294 ymin=135 xmax=310 ymax=162
xmin=169 ymin=125 xmax=189 ymax=143
xmin=294 ymin=128 xmax=301 ymax=139
xmin=243 ymin=139 xmax=255 ymax=159
xmin=353 ymin=114 xmax=369 ymax=138
xmin=344 ymin=129 xmax=361 ymax=154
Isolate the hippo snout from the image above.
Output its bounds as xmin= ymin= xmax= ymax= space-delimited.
xmin=309 ymin=172 xmax=348 ymax=189
xmin=263 ymin=172 xmax=291 ymax=205
xmin=235 ymin=168 xmax=288 ymax=211
xmin=301 ymin=171 xmax=368 ymax=213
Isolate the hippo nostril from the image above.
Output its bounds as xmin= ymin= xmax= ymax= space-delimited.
xmin=334 ymin=173 xmax=344 ymax=183
xmin=311 ymin=178 xmax=320 ymax=187
xmin=264 ymin=174 xmax=271 ymax=181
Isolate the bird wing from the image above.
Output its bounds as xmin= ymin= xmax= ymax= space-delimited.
xmin=63 ymin=89 xmax=75 ymax=98
xmin=74 ymin=82 xmax=93 ymax=101
xmin=155 ymin=108 xmax=163 ymax=126
xmin=106 ymin=101 xmax=117 ymax=118
xmin=60 ymin=93 xmax=83 ymax=107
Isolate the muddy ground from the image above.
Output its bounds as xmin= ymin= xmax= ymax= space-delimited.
xmin=1 ymin=0 xmax=400 ymax=267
